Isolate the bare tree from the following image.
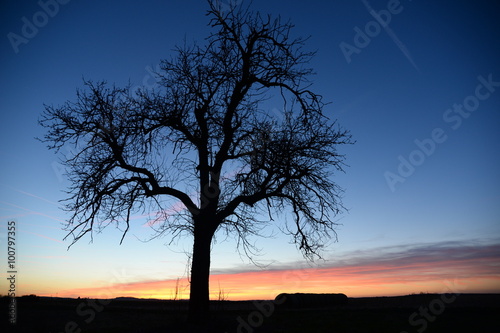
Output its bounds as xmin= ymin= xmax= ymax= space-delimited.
xmin=40 ymin=1 xmax=352 ymax=323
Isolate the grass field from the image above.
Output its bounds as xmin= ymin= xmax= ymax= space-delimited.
xmin=2 ymin=294 xmax=499 ymax=332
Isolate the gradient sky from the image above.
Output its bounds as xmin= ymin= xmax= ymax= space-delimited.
xmin=1 ymin=0 xmax=499 ymax=301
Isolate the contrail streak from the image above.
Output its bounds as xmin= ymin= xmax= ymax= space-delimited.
xmin=362 ymin=0 xmax=420 ymax=71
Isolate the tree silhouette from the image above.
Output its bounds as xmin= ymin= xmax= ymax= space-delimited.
xmin=39 ymin=1 xmax=352 ymax=323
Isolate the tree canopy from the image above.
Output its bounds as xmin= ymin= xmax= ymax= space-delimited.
xmin=40 ymin=0 xmax=352 ymax=321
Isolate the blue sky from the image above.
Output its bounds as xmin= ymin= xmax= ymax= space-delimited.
xmin=1 ymin=0 xmax=499 ymax=298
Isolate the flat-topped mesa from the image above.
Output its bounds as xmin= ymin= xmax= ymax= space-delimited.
xmin=275 ymin=293 xmax=348 ymax=309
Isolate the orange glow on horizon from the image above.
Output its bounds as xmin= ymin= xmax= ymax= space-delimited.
xmin=42 ymin=253 xmax=500 ymax=300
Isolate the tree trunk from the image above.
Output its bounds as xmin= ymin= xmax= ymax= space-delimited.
xmin=188 ymin=218 xmax=216 ymax=324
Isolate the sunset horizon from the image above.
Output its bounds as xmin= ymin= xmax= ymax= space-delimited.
xmin=25 ymin=239 xmax=500 ymax=301
xmin=1 ymin=0 xmax=499 ymax=331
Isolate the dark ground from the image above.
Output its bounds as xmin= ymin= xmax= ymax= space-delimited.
xmin=2 ymin=294 xmax=499 ymax=332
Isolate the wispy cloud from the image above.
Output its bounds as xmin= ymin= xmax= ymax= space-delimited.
xmin=0 ymin=200 xmax=65 ymax=223
xmin=11 ymin=188 xmax=62 ymax=207
xmin=23 ymin=230 xmax=64 ymax=243
xmin=212 ymin=239 xmax=500 ymax=275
